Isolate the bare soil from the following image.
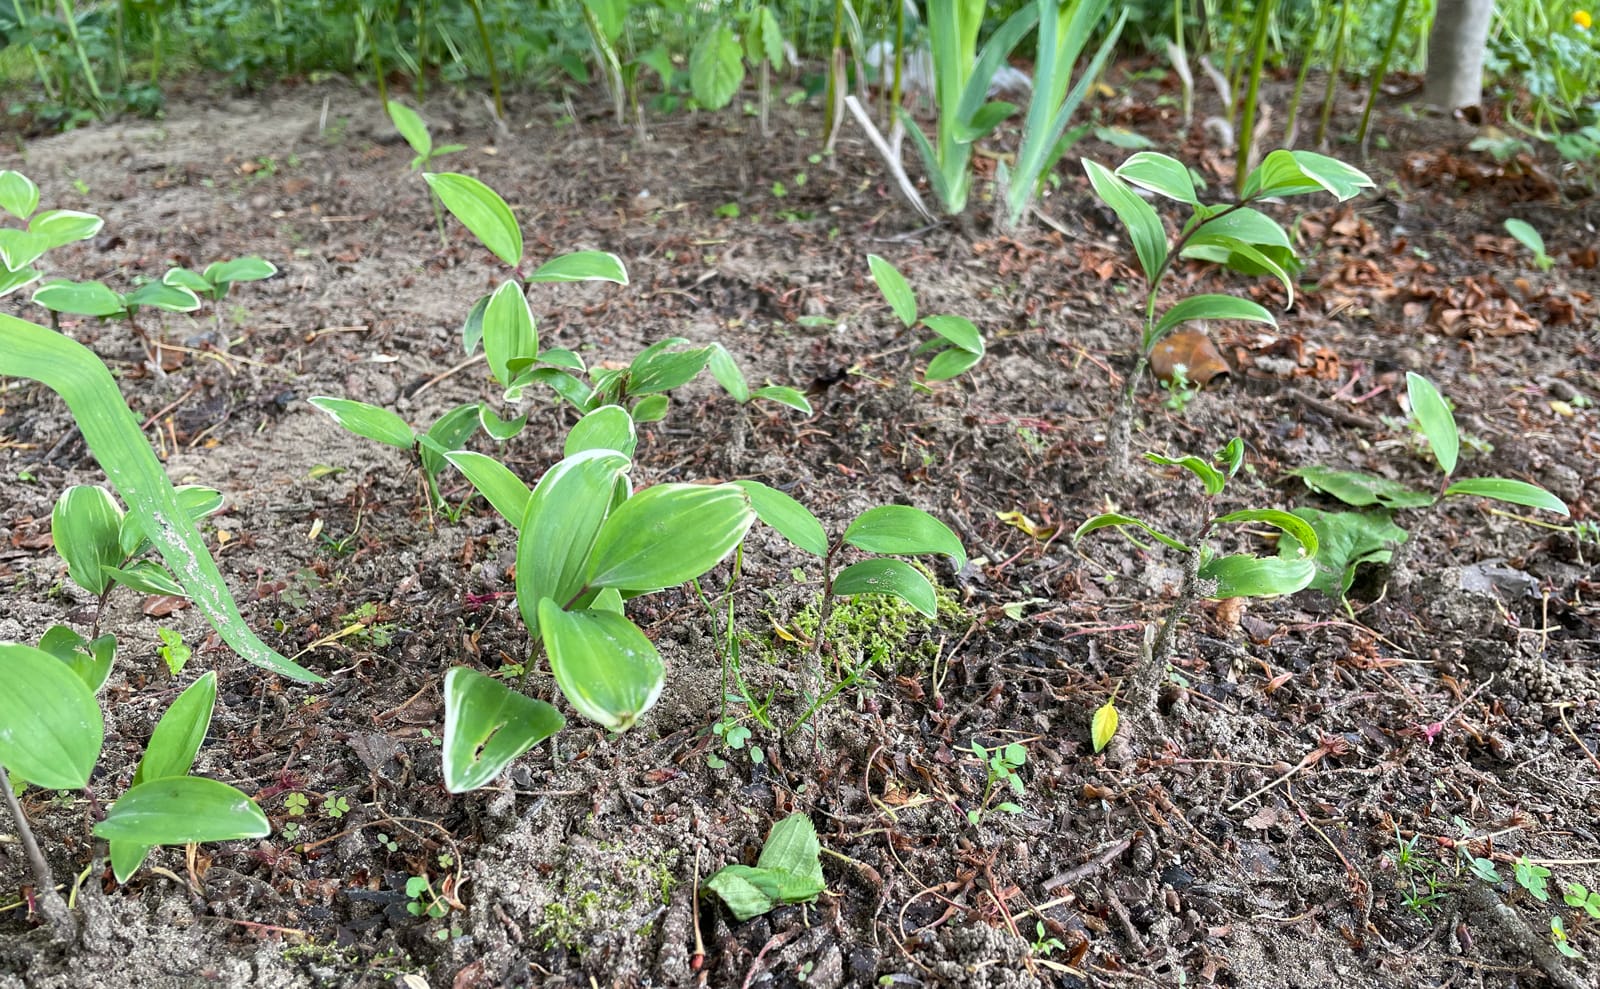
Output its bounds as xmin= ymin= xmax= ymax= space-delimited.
xmin=0 ymin=68 xmax=1597 ymax=989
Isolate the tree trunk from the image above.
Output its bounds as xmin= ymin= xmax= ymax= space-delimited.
xmin=1423 ymin=0 xmax=1496 ymax=111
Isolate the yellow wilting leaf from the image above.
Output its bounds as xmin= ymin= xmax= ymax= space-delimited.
xmin=996 ymin=510 xmax=1058 ymax=540
xmin=1091 ymin=701 xmax=1119 ymax=753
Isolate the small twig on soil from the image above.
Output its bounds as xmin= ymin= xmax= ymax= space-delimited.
xmin=1103 ymin=884 xmax=1150 ymax=958
xmin=690 ymin=849 xmax=705 ymax=975
xmin=0 ymin=763 xmax=75 ymax=940
xmin=1557 ymin=703 xmax=1600 ymax=776
xmin=1279 ymin=388 xmax=1384 ymax=432
xmin=1461 ymin=879 xmax=1587 ymax=989
xmin=408 ymin=351 xmax=487 ymax=398
xmin=1042 ymin=834 xmax=1137 ymax=890
xmin=204 ymin=915 xmax=310 ymax=938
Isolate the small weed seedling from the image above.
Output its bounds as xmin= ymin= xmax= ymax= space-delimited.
xmin=1031 ymin=921 xmax=1067 ymax=958
xmin=386 ymin=100 xmax=466 ymax=245
xmin=967 ymin=740 xmax=1027 ymax=826
xmin=704 ymin=813 xmax=824 ymax=921
xmin=1285 ymin=373 xmax=1569 ymax=607
xmin=1504 ymin=217 xmax=1555 ymax=271
xmin=1083 ymin=149 xmax=1373 ymax=467
xmin=867 ymin=254 xmax=985 ymax=384
xmin=1384 ymin=827 xmax=1447 ymax=916
xmin=1076 ymin=438 xmax=1320 ymax=733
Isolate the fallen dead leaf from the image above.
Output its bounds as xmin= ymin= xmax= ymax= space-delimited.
xmin=1151 ymin=328 xmax=1229 ymax=387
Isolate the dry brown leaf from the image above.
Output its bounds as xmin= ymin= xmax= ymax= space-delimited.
xmin=1151 ymin=328 xmax=1229 ymax=387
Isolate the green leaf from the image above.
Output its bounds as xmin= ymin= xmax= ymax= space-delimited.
xmin=867 ymin=255 xmax=917 ymax=326
xmin=587 ymin=484 xmax=754 ymax=592
xmin=440 ymin=667 xmax=564 ymax=793
xmin=28 ymin=210 xmax=105 ymax=252
xmin=629 ymin=346 xmax=711 ymax=395
xmin=1444 ymin=478 xmax=1569 ymax=516
xmin=833 ymin=559 xmax=937 ymax=616
xmin=0 ymin=170 xmax=40 ymax=220
xmin=109 ymin=840 xmax=153 ymax=884
xmin=756 ymin=814 xmax=824 ymax=894
xmin=748 ymin=5 xmax=785 ymax=66
xmin=751 ymin=386 xmax=812 ymax=414
xmin=419 ymin=402 xmax=482 ymax=483
xmin=707 ymin=343 xmax=750 ymax=403
xmin=526 ymin=250 xmax=628 ymax=285
xmin=445 ymin=451 xmax=532 ymax=527
xmin=461 ymin=292 xmax=490 ymax=355
xmin=924 ymin=347 xmax=983 ymax=382
xmin=1091 ymin=701 xmax=1118 ymax=753
xmin=1287 ymin=466 xmax=1435 ymax=509
xmin=1503 ymin=218 xmax=1551 ymax=268
xmin=162 ymin=267 xmax=212 ymax=295
xmin=1190 ymin=206 xmax=1292 ymax=249
xmin=0 ymin=643 xmax=103 ymax=789
xmin=387 ymin=100 xmax=432 ymax=157
xmin=423 ymin=172 xmax=523 ymax=267
xmin=922 ymin=314 xmax=983 ymax=354
xmin=307 ymin=397 xmax=416 ymax=449
xmin=733 ymin=480 xmax=828 ymax=557
xmin=689 ymin=22 xmax=744 ymax=109
xmin=37 ymin=625 xmax=116 ymax=694
xmin=1144 ymin=453 xmax=1225 ymax=496
xmin=1082 ymin=159 xmax=1167 ymax=282
xmin=517 ymin=451 xmax=631 ymax=637
xmin=1180 ymin=234 xmax=1294 ymax=304
xmin=843 ymin=505 xmax=965 ymax=568
xmin=704 ymin=866 xmax=778 ymax=921
xmin=0 ymin=262 xmax=41 ymax=299
xmin=1280 ymin=508 xmax=1408 ymax=599
xmin=52 ymin=484 xmax=125 ymax=596
xmin=1115 ymin=152 xmax=1198 ymax=205
xmin=1405 ymin=372 xmax=1459 ymax=476
xmin=1215 ymin=509 xmax=1320 ymax=558
xmin=1242 ymin=149 xmax=1374 ymax=201
xmin=1150 ymin=295 xmax=1275 ymax=349
xmin=565 ymin=405 xmax=638 ymax=458
xmin=538 ymin=602 xmax=664 ymax=731
xmin=1199 ymin=554 xmax=1316 ymax=598
xmin=0 ymin=314 xmax=320 ymax=681
xmin=201 ymin=256 xmax=278 ymax=289
xmin=132 ymin=672 xmax=217 ymax=787
xmin=123 ymin=281 xmax=201 ymax=313
xmin=630 ymin=394 xmax=670 ymax=422
xmin=104 ymin=560 xmax=186 ymax=597
xmin=481 ymin=280 xmax=538 ymax=388
xmin=92 ymin=776 xmax=270 ymax=844
xmin=1072 ymin=512 xmax=1190 ymax=553
xmin=477 ymin=405 xmax=528 ymax=441
xmin=33 ymin=279 xmax=125 ymax=317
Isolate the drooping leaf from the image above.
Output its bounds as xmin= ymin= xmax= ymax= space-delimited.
xmin=201 ymin=256 xmax=278 ymax=290
xmin=477 ymin=404 xmax=528 ymax=441
xmin=52 ymin=484 xmax=125 ymax=596
xmin=867 ymin=254 xmax=917 ymax=326
xmin=307 ymin=397 xmax=416 ymax=449
xmin=440 ymin=667 xmax=565 ymax=793
xmin=843 ymin=506 xmax=965 ymax=568
xmin=92 ymin=776 xmax=270 ymax=844
xmin=1082 ymin=159 xmax=1167 ymax=282
xmin=0 ymin=643 xmax=103 ymax=789
xmin=27 ymin=210 xmax=105 ymax=252
xmin=419 ymin=402 xmax=482 ymax=483
xmin=922 ymin=314 xmax=983 ymax=354
xmin=1242 ymin=149 xmax=1374 ymax=201
xmin=1287 ymin=466 xmax=1435 ymax=509
xmin=1115 ymin=151 xmax=1198 ymax=205
xmin=461 ymin=292 xmax=491 ymax=355
xmin=103 ymin=560 xmax=186 ymax=597
xmin=832 ymin=559 xmax=937 ymax=616
xmin=1214 ymin=509 xmax=1320 ymax=558
xmin=445 ymin=451 xmax=532 ymax=527
xmin=732 ymin=480 xmax=828 ymax=557
xmin=924 ymin=347 xmax=984 ymax=382
xmin=1198 ymin=554 xmax=1315 ymax=598
xmin=587 ymin=484 xmax=754 ymax=592
xmin=751 ymin=385 xmax=812 ymax=414
xmin=0 ymin=314 xmax=320 ymax=681
xmin=1405 ymin=372 xmax=1459 ymax=476
xmin=132 ymin=671 xmax=217 ymax=786
xmin=629 ymin=346 xmax=712 ymax=395
xmin=386 ymin=100 xmax=432 ymax=157
xmin=1144 ymin=452 xmax=1226 ymax=496
xmin=630 ymin=394 xmax=670 ymax=422
xmin=1150 ymin=295 xmax=1274 ymax=347
xmin=424 ymin=172 xmax=523 ymax=267
xmin=123 ymin=281 xmax=201 ymax=313
xmin=1444 ymin=477 xmax=1569 ymax=515
xmin=1073 ymin=513 xmax=1189 ymax=553
xmin=526 ymin=250 xmax=628 ymax=284
xmin=538 ymin=601 xmax=664 ymax=731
